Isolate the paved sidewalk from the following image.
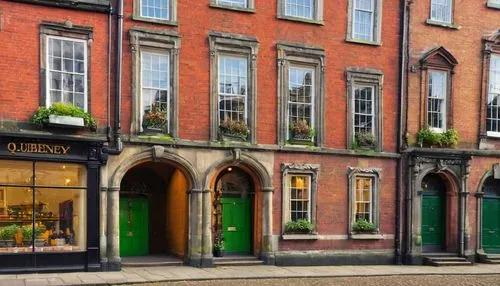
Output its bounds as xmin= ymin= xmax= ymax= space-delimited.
xmin=0 ymin=264 xmax=499 ymax=286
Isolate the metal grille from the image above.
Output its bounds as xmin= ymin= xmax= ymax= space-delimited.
xmin=430 ymin=0 xmax=452 ymax=23
xmin=285 ymin=0 xmax=313 ymax=19
xmin=288 ymin=67 xmax=314 ymax=137
xmin=289 ymin=175 xmax=311 ymax=221
xmin=354 ymin=177 xmax=372 ymax=222
xmin=218 ymin=56 xmax=248 ymax=123
xmin=353 ymin=0 xmax=374 ymax=41
xmin=217 ymin=0 xmax=247 ymax=8
xmin=47 ymin=37 xmax=87 ymax=110
xmin=141 ymin=0 xmax=169 ymax=20
xmin=354 ymin=86 xmax=374 ymax=135
xmin=487 ymin=55 xmax=500 ymax=133
xmin=427 ymin=70 xmax=447 ymax=130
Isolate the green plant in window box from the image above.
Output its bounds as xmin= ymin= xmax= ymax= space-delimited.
xmin=353 ymin=131 xmax=376 ymax=150
xmin=31 ymin=102 xmax=97 ymax=131
xmin=0 ymin=224 xmax=19 ymax=247
xmin=417 ymin=128 xmax=459 ymax=148
xmin=284 ymin=219 xmax=314 ymax=234
xmin=289 ymin=120 xmax=315 ymax=145
xmin=218 ymin=118 xmax=250 ymax=141
xmin=143 ymin=104 xmax=169 ymax=133
xmin=352 ymin=218 xmax=377 ymax=234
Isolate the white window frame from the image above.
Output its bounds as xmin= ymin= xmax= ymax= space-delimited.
xmin=285 ymin=0 xmax=314 ymax=19
xmin=286 ymin=174 xmax=312 ymax=222
xmin=353 ymin=176 xmax=374 ymax=224
xmin=353 ymin=84 xmax=375 ymax=139
xmin=287 ymin=66 xmax=315 ymax=141
xmin=348 ymin=167 xmax=381 ymax=236
xmin=140 ymin=0 xmax=170 ymax=20
xmin=45 ymin=35 xmax=88 ymax=112
xmin=430 ymin=0 xmax=452 ymax=24
xmin=217 ymin=0 xmax=248 ymax=8
xmin=352 ymin=0 xmax=375 ymax=41
xmin=217 ymin=55 xmax=249 ymax=125
xmin=427 ymin=69 xmax=447 ymax=133
xmin=140 ymin=51 xmax=171 ymax=133
xmin=487 ymin=54 xmax=500 ymax=137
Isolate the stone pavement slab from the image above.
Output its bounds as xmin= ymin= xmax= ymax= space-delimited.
xmin=0 ymin=264 xmax=499 ymax=285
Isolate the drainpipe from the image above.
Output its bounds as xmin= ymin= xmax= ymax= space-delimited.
xmin=106 ymin=6 xmax=112 ymax=142
xmin=108 ymin=0 xmax=123 ymax=155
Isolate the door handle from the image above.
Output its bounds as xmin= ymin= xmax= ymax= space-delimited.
xmin=489 ymin=230 xmax=495 ymax=234
xmin=429 ymin=227 xmax=434 ymax=232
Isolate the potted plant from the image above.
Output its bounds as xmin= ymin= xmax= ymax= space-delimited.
xmin=143 ymin=104 xmax=169 ymax=133
xmin=21 ymin=225 xmax=44 ymax=247
xmin=32 ymin=102 xmax=97 ymax=130
xmin=0 ymin=224 xmax=19 ymax=247
xmin=218 ymin=118 xmax=250 ymax=141
xmin=351 ymin=218 xmax=377 ymax=234
xmin=213 ymin=236 xmax=224 ymax=257
xmin=289 ymin=120 xmax=314 ymax=144
xmin=417 ymin=128 xmax=459 ymax=148
xmin=284 ymin=219 xmax=314 ymax=234
xmin=353 ymin=131 xmax=376 ymax=150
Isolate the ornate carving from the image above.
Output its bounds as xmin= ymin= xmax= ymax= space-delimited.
xmin=152 ymin=145 xmax=165 ymax=162
xmin=232 ymin=148 xmax=241 ymax=161
xmin=88 ymin=147 xmax=98 ymax=161
xmin=281 ymin=163 xmax=320 ymax=172
xmin=348 ymin=167 xmax=382 ymax=175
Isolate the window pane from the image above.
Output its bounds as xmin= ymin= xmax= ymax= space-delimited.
xmin=353 ymin=0 xmax=374 ymax=41
xmin=354 ymin=86 xmax=374 ymax=135
xmin=218 ymin=56 xmax=248 ymax=124
xmin=354 ymin=177 xmax=373 ymax=223
xmin=288 ymin=67 xmax=314 ymax=139
xmin=218 ymin=0 xmax=247 ymax=8
xmin=488 ymin=55 xmax=500 ymax=133
xmin=430 ymin=0 xmax=452 ymax=23
xmin=427 ymin=70 xmax=447 ymax=129
xmin=34 ymin=188 xmax=86 ymax=252
xmin=285 ymin=0 xmax=313 ymax=19
xmin=35 ymin=162 xmax=87 ymax=188
xmin=0 ymin=187 xmax=34 ymax=253
xmin=0 ymin=160 xmax=32 ymax=185
xmin=141 ymin=0 xmax=169 ymax=20
xmin=288 ymin=175 xmax=311 ymax=222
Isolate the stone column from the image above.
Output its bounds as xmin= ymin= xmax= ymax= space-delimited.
xmin=475 ymin=192 xmax=484 ymax=253
xmin=107 ymin=187 xmax=121 ymax=271
xmin=201 ymin=188 xmax=213 ymax=267
xmin=99 ymin=165 xmax=108 ymax=271
xmin=188 ymin=188 xmax=203 ymax=267
xmin=261 ymin=187 xmax=275 ymax=264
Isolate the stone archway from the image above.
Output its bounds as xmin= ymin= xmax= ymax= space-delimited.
xmin=104 ymin=147 xmax=202 ymax=270
xmin=200 ymin=150 xmax=274 ymax=266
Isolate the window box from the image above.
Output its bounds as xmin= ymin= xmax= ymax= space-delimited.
xmin=350 ymin=233 xmax=383 ymax=240
xmin=218 ymin=119 xmax=250 ymax=142
xmin=281 ymin=233 xmax=319 ymax=240
xmin=48 ymin=115 xmax=85 ymax=128
xmin=142 ymin=105 xmax=169 ymax=134
xmin=219 ymin=133 xmax=248 ymax=142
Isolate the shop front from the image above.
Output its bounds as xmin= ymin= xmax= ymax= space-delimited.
xmin=0 ymin=135 xmax=106 ymax=273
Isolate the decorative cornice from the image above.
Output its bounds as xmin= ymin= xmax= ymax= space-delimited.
xmin=281 ymin=163 xmax=320 ymax=172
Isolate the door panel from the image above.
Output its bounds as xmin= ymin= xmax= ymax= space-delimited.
xmin=422 ymin=195 xmax=445 ymax=249
xmin=483 ymin=198 xmax=500 ymax=253
xmin=221 ymin=197 xmax=251 ymax=253
xmin=119 ymin=197 xmax=149 ymax=257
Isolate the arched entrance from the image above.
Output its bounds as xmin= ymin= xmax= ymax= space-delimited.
xmin=421 ymin=173 xmax=447 ymax=252
xmin=212 ymin=166 xmax=255 ymax=255
xmin=482 ymin=176 xmax=500 ymax=254
xmin=119 ymin=161 xmax=189 ymax=259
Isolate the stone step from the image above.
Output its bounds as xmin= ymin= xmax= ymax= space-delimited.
xmin=425 ymin=256 xmax=470 ymax=262
xmin=423 ymin=255 xmax=472 ymax=266
xmin=426 ymin=260 xmax=473 ymax=267
xmin=122 ymin=260 xmax=184 ymax=267
xmin=214 ymin=260 xmax=265 ymax=266
xmin=484 ymin=259 xmax=500 ymax=264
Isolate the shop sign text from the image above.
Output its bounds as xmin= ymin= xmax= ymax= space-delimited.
xmin=7 ymin=143 xmax=70 ymax=155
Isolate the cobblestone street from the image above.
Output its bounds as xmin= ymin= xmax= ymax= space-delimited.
xmin=143 ymin=275 xmax=500 ymax=286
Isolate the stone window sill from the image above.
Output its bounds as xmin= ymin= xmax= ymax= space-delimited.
xmin=132 ymin=15 xmax=178 ymax=26
xmin=281 ymin=233 xmax=319 ymax=240
xmin=487 ymin=1 xmax=500 ymax=9
xmin=345 ymin=37 xmax=381 ymax=47
xmin=277 ymin=15 xmax=324 ymax=26
xmin=350 ymin=233 xmax=383 ymax=240
xmin=425 ymin=19 xmax=460 ymax=30
xmin=209 ymin=3 xmax=255 ymax=13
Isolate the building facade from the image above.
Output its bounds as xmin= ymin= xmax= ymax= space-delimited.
xmin=401 ymin=0 xmax=500 ymax=264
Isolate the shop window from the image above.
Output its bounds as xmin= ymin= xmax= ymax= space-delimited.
xmin=277 ymin=0 xmax=324 ymax=24
xmin=0 ymin=160 xmax=86 ymax=253
xmin=209 ymin=32 xmax=259 ymax=143
xmin=348 ymin=167 xmax=380 ymax=235
xmin=346 ymin=0 xmax=383 ymax=45
xmin=133 ymin=0 xmax=177 ymax=25
xmin=40 ymin=22 xmax=92 ymax=112
xmin=129 ymin=28 xmax=180 ymax=136
xmin=277 ymin=43 xmax=325 ymax=147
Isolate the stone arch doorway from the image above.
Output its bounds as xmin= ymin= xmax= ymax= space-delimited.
xmin=212 ymin=166 xmax=255 ymax=255
xmin=119 ymin=161 xmax=189 ymax=259
xmin=481 ymin=176 xmax=500 ymax=254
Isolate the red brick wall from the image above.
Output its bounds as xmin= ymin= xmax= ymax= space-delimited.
xmin=0 ymin=2 xmax=110 ymax=128
xmin=121 ymin=0 xmax=401 ymax=152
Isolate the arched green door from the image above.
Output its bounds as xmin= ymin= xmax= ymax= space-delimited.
xmin=482 ymin=177 xmax=500 ymax=254
xmin=221 ymin=197 xmax=251 ymax=253
xmin=421 ymin=174 xmax=446 ymax=251
xmin=119 ymin=196 xmax=149 ymax=257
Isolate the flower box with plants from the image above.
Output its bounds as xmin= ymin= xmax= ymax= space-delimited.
xmin=218 ymin=119 xmax=250 ymax=141
xmin=289 ymin=120 xmax=314 ymax=145
xmin=21 ymin=225 xmax=45 ymax=247
xmin=213 ymin=236 xmax=224 ymax=257
xmin=142 ymin=105 xmax=169 ymax=133
xmin=282 ymin=219 xmax=318 ymax=240
xmin=417 ymin=128 xmax=459 ymax=148
xmin=352 ymin=131 xmax=376 ymax=150
xmin=32 ymin=102 xmax=97 ymax=130
xmin=0 ymin=224 xmax=19 ymax=247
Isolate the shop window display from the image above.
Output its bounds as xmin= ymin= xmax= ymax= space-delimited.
xmin=0 ymin=160 xmax=86 ymax=253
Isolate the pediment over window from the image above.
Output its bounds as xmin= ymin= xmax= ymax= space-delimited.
xmin=484 ymin=30 xmax=500 ymax=53
xmin=420 ymin=46 xmax=458 ymax=69
xmin=484 ymin=29 xmax=500 ymax=43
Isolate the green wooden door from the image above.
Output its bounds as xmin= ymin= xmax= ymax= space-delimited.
xmin=221 ymin=197 xmax=251 ymax=253
xmin=422 ymin=195 xmax=445 ymax=249
xmin=483 ymin=198 xmax=500 ymax=253
xmin=119 ymin=196 xmax=149 ymax=257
